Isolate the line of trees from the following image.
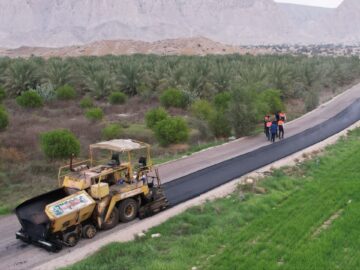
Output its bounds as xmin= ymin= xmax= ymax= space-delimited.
xmin=0 ymin=54 xmax=359 ymax=101
xmin=0 ymin=54 xmax=359 ymax=139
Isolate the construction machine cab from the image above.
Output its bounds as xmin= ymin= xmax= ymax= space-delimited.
xmin=58 ymin=139 xmax=153 ymax=193
xmin=108 ymin=152 xmax=121 ymax=166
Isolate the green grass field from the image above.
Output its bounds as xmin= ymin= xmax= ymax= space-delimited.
xmin=66 ymin=128 xmax=360 ymax=270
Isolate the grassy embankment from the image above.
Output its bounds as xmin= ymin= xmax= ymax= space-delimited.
xmin=67 ymin=128 xmax=360 ymax=270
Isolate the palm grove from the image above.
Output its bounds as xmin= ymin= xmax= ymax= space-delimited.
xmin=0 ymin=54 xmax=360 ymax=149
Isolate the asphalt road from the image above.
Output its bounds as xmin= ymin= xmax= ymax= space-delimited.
xmin=1 ymin=83 xmax=360 ymax=270
xmin=164 ymin=98 xmax=360 ymax=205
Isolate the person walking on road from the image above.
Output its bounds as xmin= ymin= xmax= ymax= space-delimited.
xmin=278 ymin=119 xmax=285 ymax=139
xmin=266 ymin=120 xmax=272 ymax=141
xmin=270 ymin=121 xmax=278 ymax=143
xmin=275 ymin=111 xmax=280 ymax=137
xmin=264 ymin=115 xmax=271 ymax=140
xmin=275 ymin=111 xmax=280 ymax=122
xmin=279 ymin=111 xmax=287 ymax=122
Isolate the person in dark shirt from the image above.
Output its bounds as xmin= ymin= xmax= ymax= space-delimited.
xmin=275 ymin=111 xmax=280 ymax=122
xmin=270 ymin=121 xmax=278 ymax=143
xmin=264 ymin=115 xmax=271 ymax=140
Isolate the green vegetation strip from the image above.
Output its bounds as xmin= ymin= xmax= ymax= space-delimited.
xmin=66 ymin=129 xmax=360 ymax=270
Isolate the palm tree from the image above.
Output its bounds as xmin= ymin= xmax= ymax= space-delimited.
xmin=117 ymin=62 xmax=142 ymax=96
xmin=88 ymin=71 xmax=115 ymax=99
xmin=78 ymin=60 xmax=115 ymax=98
xmin=211 ymin=62 xmax=232 ymax=93
xmin=238 ymin=64 xmax=267 ymax=87
xmin=137 ymin=57 xmax=168 ymax=93
xmin=183 ymin=60 xmax=215 ymax=98
xmin=169 ymin=65 xmax=185 ymax=88
xmin=0 ymin=57 xmax=11 ymax=86
xmin=229 ymin=85 xmax=259 ymax=137
xmin=266 ymin=61 xmax=292 ymax=99
xmin=4 ymin=60 xmax=38 ymax=96
xmin=296 ymin=61 xmax=320 ymax=90
xmin=44 ymin=58 xmax=72 ymax=89
xmin=84 ymin=69 xmax=114 ymax=99
xmin=185 ymin=69 xmax=205 ymax=98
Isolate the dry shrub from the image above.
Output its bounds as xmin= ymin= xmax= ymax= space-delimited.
xmin=239 ymin=178 xmax=255 ymax=192
xmin=311 ymin=149 xmax=322 ymax=156
xmin=302 ymin=152 xmax=309 ymax=159
xmin=282 ymin=165 xmax=306 ymax=177
xmin=188 ymin=129 xmax=202 ymax=144
xmin=238 ymin=177 xmax=267 ymax=195
xmin=103 ymin=96 xmax=158 ymax=122
xmin=253 ymin=186 xmax=267 ymax=194
xmin=0 ymin=147 xmax=26 ymax=162
xmin=168 ymin=143 xmax=189 ymax=153
xmin=239 ymin=183 xmax=253 ymax=193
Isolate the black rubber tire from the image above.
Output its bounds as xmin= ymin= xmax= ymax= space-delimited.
xmin=50 ymin=241 xmax=63 ymax=252
xmin=118 ymin=198 xmax=138 ymax=222
xmin=82 ymin=224 xmax=97 ymax=239
xmin=102 ymin=207 xmax=119 ymax=230
xmin=63 ymin=232 xmax=79 ymax=247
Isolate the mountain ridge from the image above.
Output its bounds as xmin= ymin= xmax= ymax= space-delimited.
xmin=0 ymin=0 xmax=358 ymax=48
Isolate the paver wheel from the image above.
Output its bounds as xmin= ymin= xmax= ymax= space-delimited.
xmin=63 ymin=232 xmax=79 ymax=247
xmin=82 ymin=224 xmax=97 ymax=239
xmin=118 ymin=198 xmax=138 ymax=222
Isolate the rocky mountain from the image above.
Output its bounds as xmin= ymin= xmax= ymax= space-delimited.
xmin=0 ymin=0 xmax=358 ymax=48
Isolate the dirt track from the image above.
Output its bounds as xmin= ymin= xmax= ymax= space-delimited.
xmin=1 ymin=83 xmax=360 ymax=270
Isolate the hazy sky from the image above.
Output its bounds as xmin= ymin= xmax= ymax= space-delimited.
xmin=274 ymin=0 xmax=344 ymax=8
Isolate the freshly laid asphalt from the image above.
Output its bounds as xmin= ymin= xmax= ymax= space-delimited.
xmin=164 ymin=98 xmax=360 ymax=206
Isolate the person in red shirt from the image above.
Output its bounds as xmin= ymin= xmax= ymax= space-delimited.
xmin=278 ymin=119 xmax=285 ymax=139
xmin=279 ymin=112 xmax=286 ymax=122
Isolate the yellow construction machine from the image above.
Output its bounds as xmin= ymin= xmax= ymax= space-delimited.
xmin=15 ymin=139 xmax=168 ymax=251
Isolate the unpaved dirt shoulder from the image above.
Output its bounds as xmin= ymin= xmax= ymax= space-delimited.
xmin=34 ymin=120 xmax=360 ymax=270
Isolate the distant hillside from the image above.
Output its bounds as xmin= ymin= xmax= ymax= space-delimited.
xmin=0 ymin=0 xmax=358 ymax=48
xmin=0 ymin=37 xmax=272 ymax=58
